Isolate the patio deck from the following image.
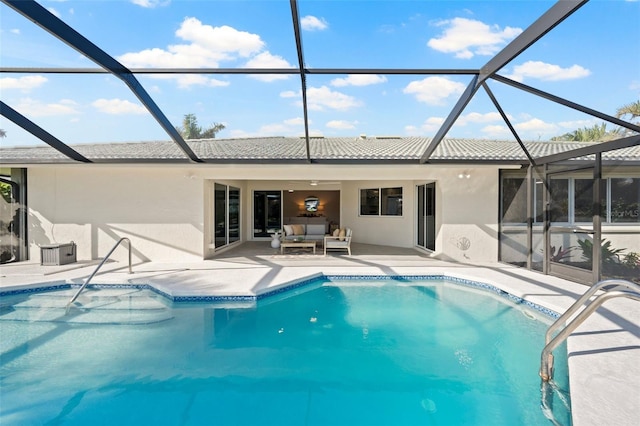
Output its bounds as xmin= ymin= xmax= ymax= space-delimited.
xmin=1 ymin=241 xmax=638 ymax=426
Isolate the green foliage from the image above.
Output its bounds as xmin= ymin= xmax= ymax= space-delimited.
xmin=616 ymin=101 xmax=640 ymax=122
xmin=576 ymin=239 xmax=626 ymax=264
xmin=622 ymin=252 xmax=640 ymax=268
xmin=0 ymin=182 xmax=12 ymax=203
xmin=551 ymin=123 xmax=620 ymax=142
xmin=175 ymin=114 xmax=225 ymax=139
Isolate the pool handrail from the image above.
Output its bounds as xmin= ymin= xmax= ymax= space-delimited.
xmin=66 ymin=237 xmax=132 ymax=311
xmin=539 ymin=278 xmax=640 ymax=382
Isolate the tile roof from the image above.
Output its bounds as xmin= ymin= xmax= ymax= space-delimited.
xmin=1 ymin=137 xmax=639 ymax=164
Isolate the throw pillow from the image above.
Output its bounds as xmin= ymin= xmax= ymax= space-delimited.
xmin=332 ymin=228 xmax=340 ymax=237
xmin=338 ymin=228 xmax=346 ymax=241
xmin=292 ymin=224 xmax=305 ymax=235
xmin=283 ymin=225 xmax=293 ymax=236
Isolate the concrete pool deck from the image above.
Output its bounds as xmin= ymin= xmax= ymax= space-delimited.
xmin=1 ymin=242 xmax=638 ymax=425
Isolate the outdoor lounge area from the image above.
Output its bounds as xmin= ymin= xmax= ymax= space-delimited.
xmin=1 ymin=0 xmax=639 ymax=424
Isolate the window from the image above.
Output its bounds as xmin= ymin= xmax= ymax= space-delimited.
xmin=501 ymin=177 xmax=527 ymax=224
xmin=500 ymin=173 xmax=638 ymax=225
xmin=610 ymin=178 xmax=640 ymax=223
xmin=360 ymin=187 xmax=402 ymax=216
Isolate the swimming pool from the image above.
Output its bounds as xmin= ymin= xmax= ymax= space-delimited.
xmin=0 ymin=276 xmax=570 ymax=425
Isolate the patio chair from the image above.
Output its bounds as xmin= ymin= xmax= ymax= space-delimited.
xmin=324 ymin=228 xmax=352 ymax=256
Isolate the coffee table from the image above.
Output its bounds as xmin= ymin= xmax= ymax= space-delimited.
xmin=280 ymin=240 xmax=316 ymax=254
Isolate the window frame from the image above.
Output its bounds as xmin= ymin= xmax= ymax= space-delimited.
xmin=359 ymin=186 xmax=403 ymax=217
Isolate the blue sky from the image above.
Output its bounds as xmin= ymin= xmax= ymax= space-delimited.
xmin=1 ymin=0 xmax=639 ymax=148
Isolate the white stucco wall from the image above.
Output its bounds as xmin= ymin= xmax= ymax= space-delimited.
xmin=338 ymin=167 xmax=500 ymax=262
xmin=24 ymin=164 xmax=506 ymax=264
xmin=28 ymin=166 xmax=207 ymax=263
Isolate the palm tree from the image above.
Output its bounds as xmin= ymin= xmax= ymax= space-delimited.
xmin=615 ymin=100 xmax=640 ymax=123
xmin=175 ymin=114 xmax=225 ymax=139
xmin=551 ymin=123 xmax=620 ymax=142
xmin=0 ymin=129 xmax=6 ymax=138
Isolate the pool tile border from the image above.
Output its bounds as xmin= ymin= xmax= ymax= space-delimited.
xmin=0 ymin=274 xmax=559 ymax=318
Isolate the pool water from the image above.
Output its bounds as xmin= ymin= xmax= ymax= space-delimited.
xmin=0 ymin=278 xmax=571 ymax=425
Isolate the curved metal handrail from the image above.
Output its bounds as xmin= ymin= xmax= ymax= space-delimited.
xmin=540 ymin=279 xmax=640 ymax=381
xmin=66 ymin=237 xmax=132 ymax=310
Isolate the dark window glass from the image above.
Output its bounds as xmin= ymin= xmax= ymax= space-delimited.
xmin=229 ymin=187 xmax=240 ymax=243
xmin=381 ymin=187 xmax=403 ymax=216
xmin=253 ymin=191 xmax=282 ymax=237
xmin=501 ymin=177 xmax=527 ymax=223
xmin=215 ymin=183 xmax=227 ymax=248
xmin=610 ymin=178 xmax=640 ymax=223
xmin=360 ymin=189 xmax=379 ymax=215
xmin=574 ymin=179 xmax=593 ymax=223
xmin=549 ymin=179 xmax=569 ymax=223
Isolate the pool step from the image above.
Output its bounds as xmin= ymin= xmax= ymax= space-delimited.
xmin=0 ymin=288 xmax=173 ymax=325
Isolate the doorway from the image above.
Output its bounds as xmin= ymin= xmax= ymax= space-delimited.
xmin=417 ymin=183 xmax=436 ymax=251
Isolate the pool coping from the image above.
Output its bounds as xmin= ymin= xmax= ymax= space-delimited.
xmin=0 ymin=273 xmax=561 ymax=320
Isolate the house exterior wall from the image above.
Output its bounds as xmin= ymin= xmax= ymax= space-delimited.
xmin=28 ymin=166 xmax=207 ymax=263
xmin=24 ymin=164 xmax=506 ymax=264
xmin=339 ymin=168 xmax=499 ymax=263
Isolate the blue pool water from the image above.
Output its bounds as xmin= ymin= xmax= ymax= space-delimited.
xmin=0 ymin=277 xmax=570 ymax=425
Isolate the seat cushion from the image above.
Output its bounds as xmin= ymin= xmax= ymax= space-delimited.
xmin=306 ymin=224 xmax=325 ymax=235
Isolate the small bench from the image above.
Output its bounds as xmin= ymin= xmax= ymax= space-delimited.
xmin=281 ymin=241 xmax=317 ymax=255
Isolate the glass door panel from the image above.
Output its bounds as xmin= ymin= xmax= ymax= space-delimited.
xmin=253 ymin=191 xmax=282 ymax=238
xmin=546 ymin=168 xmax=602 ymax=284
xmin=214 ymin=183 xmax=227 ymax=248
xmin=416 ymin=183 xmax=435 ymax=251
xmin=229 ymin=187 xmax=240 ymax=243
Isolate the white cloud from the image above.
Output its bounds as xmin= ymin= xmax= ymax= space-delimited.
xmin=284 ymin=117 xmax=306 ymax=126
xmin=403 ymin=77 xmax=465 ymax=105
xmin=118 ymin=18 xmax=264 ymax=68
xmin=326 ymin=120 xmax=358 ymax=129
xmin=330 ymin=74 xmax=387 ymax=87
xmin=16 ymin=98 xmax=79 ymax=117
xmin=301 ymin=16 xmax=328 ymax=31
xmin=421 ymin=117 xmax=445 ymax=133
xmin=404 ymin=125 xmax=419 ymax=135
xmin=92 ymin=98 xmax=148 ymax=115
xmin=259 ymin=123 xmax=290 ymax=134
xmin=558 ymin=119 xmax=595 ymax=129
xmin=258 ymin=117 xmax=306 ymax=136
xmin=481 ymin=124 xmax=510 ymax=137
xmin=427 ymin=17 xmax=522 ymax=59
xmin=514 ymin=118 xmax=557 ymax=135
xmin=506 ymin=61 xmax=591 ymax=82
xmin=306 ymin=86 xmax=362 ymax=111
xmin=280 ymin=90 xmax=299 ymax=98
xmin=244 ymin=52 xmax=294 ymax=82
xmin=228 ymin=129 xmax=252 ymax=138
xmin=131 ymin=0 xmax=170 ymax=8
xmin=10 ymin=28 xmax=20 ymax=35
xmin=457 ymin=111 xmax=505 ymax=126
xmin=175 ymin=75 xmax=229 ymax=89
xmin=1 ymin=76 xmax=48 ymax=91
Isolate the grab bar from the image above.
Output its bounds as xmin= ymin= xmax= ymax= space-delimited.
xmin=66 ymin=237 xmax=132 ymax=310
xmin=539 ymin=279 xmax=640 ymax=381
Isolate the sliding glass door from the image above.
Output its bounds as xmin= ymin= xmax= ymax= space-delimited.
xmin=253 ymin=191 xmax=282 ymax=238
xmin=417 ymin=183 xmax=436 ymax=251
xmin=214 ymin=183 xmax=241 ymax=249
